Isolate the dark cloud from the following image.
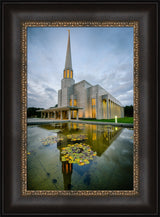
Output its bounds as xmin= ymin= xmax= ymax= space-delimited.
xmin=111 ymin=81 xmax=133 ymax=96
xmin=45 ymin=87 xmax=57 ymax=94
xmin=27 ymin=82 xmax=58 ymax=108
xmin=44 ymin=88 xmax=57 ymax=101
xmin=117 ymin=90 xmax=133 ymax=106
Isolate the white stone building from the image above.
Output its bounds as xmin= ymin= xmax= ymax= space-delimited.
xmin=40 ymin=30 xmax=124 ymax=120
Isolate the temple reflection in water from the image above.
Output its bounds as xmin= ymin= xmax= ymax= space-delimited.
xmin=62 ymin=162 xmax=73 ymax=190
xmin=48 ymin=122 xmax=123 ymax=190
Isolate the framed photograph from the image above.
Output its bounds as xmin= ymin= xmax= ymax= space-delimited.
xmin=2 ymin=1 xmax=158 ymax=215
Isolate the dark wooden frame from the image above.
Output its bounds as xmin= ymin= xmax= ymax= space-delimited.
xmin=1 ymin=1 xmax=158 ymax=215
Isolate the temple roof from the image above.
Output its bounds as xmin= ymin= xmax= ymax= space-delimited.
xmin=37 ymin=106 xmax=84 ymax=112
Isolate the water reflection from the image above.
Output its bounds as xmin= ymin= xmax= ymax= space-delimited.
xmin=85 ymin=124 xmax=123 ymax=156
xmin=39 ymin=123 xmax=123 ymax=190
xmin=40 ymin=123 xmax=123 ymax=158
xmin=62 ymin=162 xmax=73 ymax=190
xmin=28 ymin=123 xmax=133 ymax=190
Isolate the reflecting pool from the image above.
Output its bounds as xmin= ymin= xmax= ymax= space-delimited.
xmin=27 ymin=123 xmax=133 ymax=190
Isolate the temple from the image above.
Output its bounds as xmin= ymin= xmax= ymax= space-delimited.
xmin=39 ymin=30 xmax=124 ymax=120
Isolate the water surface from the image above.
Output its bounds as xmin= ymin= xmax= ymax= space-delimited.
xmin=27 ymin=122 xmax=133 ymax=190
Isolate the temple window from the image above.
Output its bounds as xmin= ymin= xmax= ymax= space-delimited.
xmin=64 ymin=70 xmax=66 ymax=78
xmin=74 ymin=99 xmax=77 ymax=106
xmin=92 ymin=108 xmax=96 ymax=118
xmin=67 ymin=70 xmax=69 ymax=78
xmin=70 ymin=99 xmax=72 ymax=106
xmin=73 ymin=112 xmax=77 ymax=119
xmin=92 ymin=98 xmax=96 ymax=106
xmin=70 ymin=70 xmax=73 ymax=78
xmin=103 ymin=99 xmax=107 ymax=118
xmin=91 ymin=98 xmax=96 ymax=118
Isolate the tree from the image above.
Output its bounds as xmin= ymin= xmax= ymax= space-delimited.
xmin=27 ymin=107 xmax=44 ymax=118
xmin=124 ymin=105 xmax=133 ymax=117
xmin=49 ymin=104 xmax=58 ymax=108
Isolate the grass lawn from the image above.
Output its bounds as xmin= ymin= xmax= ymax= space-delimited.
xmin=81 ymin=117 xmax=133 ymax=124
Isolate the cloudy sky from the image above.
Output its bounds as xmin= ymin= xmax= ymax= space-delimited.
xmin=27 ymin=27 xmax=133 ymax=109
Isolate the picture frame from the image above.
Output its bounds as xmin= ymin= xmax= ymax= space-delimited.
xmin=23 ymin=21 xmax=137 ymax=196
xmin=1 ymin=1 xmax=158 ymax=215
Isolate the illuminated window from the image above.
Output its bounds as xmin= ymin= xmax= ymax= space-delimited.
xmin=73 ymin=99 xmax=77 ymax=106
xmin=64 ymin=70 xmax=66 ymax=78
xmin=67 ymin=70 xmax=69 ymax=78
xmin=70 ymin=70 xmax=73 ymax=78
xmin=92 ymin=98 xmax=96 ymax=105
xmin=73 ymin=111 xmax=77 ymax=119
xmin=92 ymin=108 xmax=96 ymax=118
xmin=103 ymin=99 xmax=107 ymax=118
xmin=70 ymin=99 xmax=72 ymax=106
xmin=92 ymin=98 xmax=96 ymax=118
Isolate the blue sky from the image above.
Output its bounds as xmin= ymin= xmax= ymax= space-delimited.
xmin=27 ymin=27 xmax=134 ymax=109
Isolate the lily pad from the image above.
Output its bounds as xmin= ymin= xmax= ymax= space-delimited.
xmin=60 ymin=143 xmax=96 ymax=166
xmin=41 ymin=135 xmax=64 ymax=146
xmin=66 ymin=134 xmax=88 ymax=142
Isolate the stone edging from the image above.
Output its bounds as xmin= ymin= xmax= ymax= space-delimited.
xmin=27 ymin=119 xmax=133 ymax=128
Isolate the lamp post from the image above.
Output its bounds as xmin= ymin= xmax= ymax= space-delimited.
xmin=115 ymin=116 xmax=117 ymax=123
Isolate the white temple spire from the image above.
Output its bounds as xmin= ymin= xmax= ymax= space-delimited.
xmin=61 ymin=30 xmax=75 ymax=88
xmin=65 ymin=30 xmax=72 ymax=70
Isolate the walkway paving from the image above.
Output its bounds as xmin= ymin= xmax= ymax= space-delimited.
xmin=27 ymin=118 xmax=133 ymax=128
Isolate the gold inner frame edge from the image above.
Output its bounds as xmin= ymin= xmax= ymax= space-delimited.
xmin=21 ymin=21 xmax=139 ymax=196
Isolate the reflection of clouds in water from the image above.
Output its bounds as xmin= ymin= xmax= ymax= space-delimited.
xmin=110 ymin=146 xmax=115 ymax=150
xmin=102 ymin=128 xmax=133 ymax=166
xmin=122 ymin=149 xmax=129 ymax=154
xmin=119 ymin=128 xmax=133 ymax=140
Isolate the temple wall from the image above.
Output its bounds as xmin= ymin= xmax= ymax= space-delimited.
xmin=61 ymin=87 xmax=68 ymax=107
xmin=58 ymin=79 xmax=124 ymax=120
xmin=96 ymin=85 xmax=108 ymax=119
xmin=61 ymin=78 xmax=75 ymax=89
xmin=58 ymin=89 xmax=62 ymax=107
xmin=73 ymin=81 xmax=88 ymax=118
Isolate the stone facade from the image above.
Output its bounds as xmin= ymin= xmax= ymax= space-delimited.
xmin=58 ymin=79 xmax=124 ymax=119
